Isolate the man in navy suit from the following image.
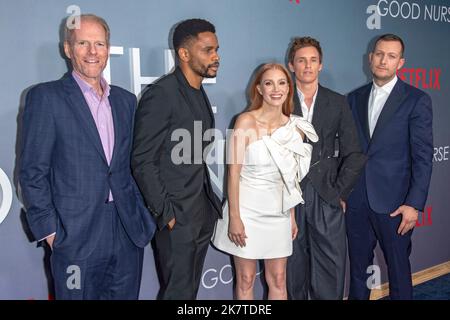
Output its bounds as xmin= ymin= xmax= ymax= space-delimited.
xmin=346 ymin=34 xmax=433 ymax=300
xmin=20 ymin=14 xmax=155 ymax=299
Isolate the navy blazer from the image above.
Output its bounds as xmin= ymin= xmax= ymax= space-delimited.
xmin=20 ymin=73 xmax=155 ymax=259
xmin=347 ymin=78 xmax=433 ymax=213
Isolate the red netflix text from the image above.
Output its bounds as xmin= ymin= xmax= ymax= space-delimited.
xmin=397 ymin=68 xmax=441 ymax=90
xmin=416 ymin=206 xmax=433 ymax=227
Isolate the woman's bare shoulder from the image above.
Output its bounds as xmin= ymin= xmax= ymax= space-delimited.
xmin=234 ymin=111 xmax=257 ymax=130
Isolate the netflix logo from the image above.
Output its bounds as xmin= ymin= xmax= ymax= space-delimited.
xmin=397 ymin=68 xmax=441 ymax=90
xmin=416 ymin=206 xmax=432 ymax=227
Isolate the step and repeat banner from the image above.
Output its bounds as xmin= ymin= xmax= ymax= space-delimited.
xmin=0 ymin=0 xmax=449 ymax=299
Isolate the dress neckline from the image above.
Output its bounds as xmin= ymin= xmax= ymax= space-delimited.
xmin=267 ymin=117 xmax=291 ymax=136
xmin=244 ymin=117 xmax=294 ymax=152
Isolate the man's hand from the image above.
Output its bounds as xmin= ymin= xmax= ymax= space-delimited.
xmin=340 ymin=199 xmax=347 ymax=213
xmin=167 ymin=218 xmax=176 ymax=230
xmin=390 ymin=205 xmax=418 ymax=235
xmin=46 ymin=234 xmax=56 ymax=250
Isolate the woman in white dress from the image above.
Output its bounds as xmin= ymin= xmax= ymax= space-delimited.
xmin=212 ymin=63 xmax=318 ymax=299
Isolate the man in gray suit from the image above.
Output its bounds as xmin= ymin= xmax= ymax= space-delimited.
xmin=286 ymin=36 xmax=366 ymax=300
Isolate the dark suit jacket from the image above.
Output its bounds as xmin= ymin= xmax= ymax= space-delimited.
xmin=347 ymin=79 xmax=433 ymax=213
xmin=131 ymin=67 xmax=222 ymax=230
xmin=293 ymin=85 xmax=367 ymax=206
xmin=20 ymin=73 xmax=156 ymax=259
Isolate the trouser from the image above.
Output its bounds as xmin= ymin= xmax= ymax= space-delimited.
xmin=287 ymin=180 xmax=347 ymax=300
xmin=346 ymin=182 xmax=413 ymax=300
xmin=51 ymin=202 xmax=144 ymax=300
xmin=154 ymin=191 xmax=217 ymax=300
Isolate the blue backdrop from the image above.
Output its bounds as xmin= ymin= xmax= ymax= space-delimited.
xmin=0 ymin=0 xmax=449 ymax=299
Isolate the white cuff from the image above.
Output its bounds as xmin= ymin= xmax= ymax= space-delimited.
xmin=38 ymin=232 xmax=56 ymax=242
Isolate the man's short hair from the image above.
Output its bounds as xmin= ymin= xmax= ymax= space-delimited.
xmin=173 ymin=18 xmax=216 ymax=54
xmin=288 ymin=36 xmax=323 ymax=64
xmin=64 ymin=14 xmax=110 ymax=46
xmin=373 ymin=33 xmax=405 ymax=57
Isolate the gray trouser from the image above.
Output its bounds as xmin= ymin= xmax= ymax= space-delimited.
xmin=287 ymin=180 xmax=347 ymax=300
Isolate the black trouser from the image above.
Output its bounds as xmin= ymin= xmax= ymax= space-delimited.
xmin=154 ymin=191 xmax=217 ymax=300
xmin=287 ymin=180 xmax=347 ymax=300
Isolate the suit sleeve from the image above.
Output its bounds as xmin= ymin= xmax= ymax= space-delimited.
xmin=19 ymin=86 xmax=58 ymax=241
xmin=131 ymin=85 xmax=176 ymax=230
xmin=404 ymin=93 xmax=433 ymax=211
xmin=335 ymin=95 xmax=367 ymax=201
xmin=126 ymin=93 xmax=157 ymax=238
xmin=128 ymin=93 xmax=150 ymax=205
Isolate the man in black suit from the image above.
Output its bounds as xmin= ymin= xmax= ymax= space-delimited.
xmin=131 ymin=18 xmax=222 ymax=300
xmin=286 ymin=37 xmax=366 ymax=299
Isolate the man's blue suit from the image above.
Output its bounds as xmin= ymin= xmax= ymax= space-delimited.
xmin=346 ymin=78 xmax=433 ymax=299
xmin=20 ymin=73 xmax=156 ymax=299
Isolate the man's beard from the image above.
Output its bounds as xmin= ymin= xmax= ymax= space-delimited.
xmin=374 ymin=72 xmax=395 ymax=82
xmin=191 ymin=62 xmax=220 ymax=78
xmin=372 ymin=65 xmax=395 ymax=82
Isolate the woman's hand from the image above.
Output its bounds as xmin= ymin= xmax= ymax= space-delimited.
xmin=228 ymin=215 xmax=247 ymax=247
xmin=291 ymin=208 xmax=298 ymax=240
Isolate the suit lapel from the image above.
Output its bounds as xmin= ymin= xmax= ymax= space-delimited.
xmin=311 ymin=85 xmax=328 ymax=140
xmin=174 ymin=68 xmax=204 ymax=123
xmin=63 ymin=74 xmax=108 ymax=165
xmin=293 ymin=84 xmax=326 ymax=127
xmin=371 ymin=79 xmax=407 ymax=142
xmin=108 ymin=88 xmax=123 ymax=169
xmin=292 ymin=84 xmax=303 ymax=117
xmin=200 ymin=86 xmax=215 ymax=129
xmin=355 ymin=84 xmax=371 ymax=142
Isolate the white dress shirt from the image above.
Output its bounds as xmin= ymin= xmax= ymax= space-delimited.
xmin=368 ymin=76 xmax=398 ymax=137
xmin=297 ymin=87 xmax=318 ymax=124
